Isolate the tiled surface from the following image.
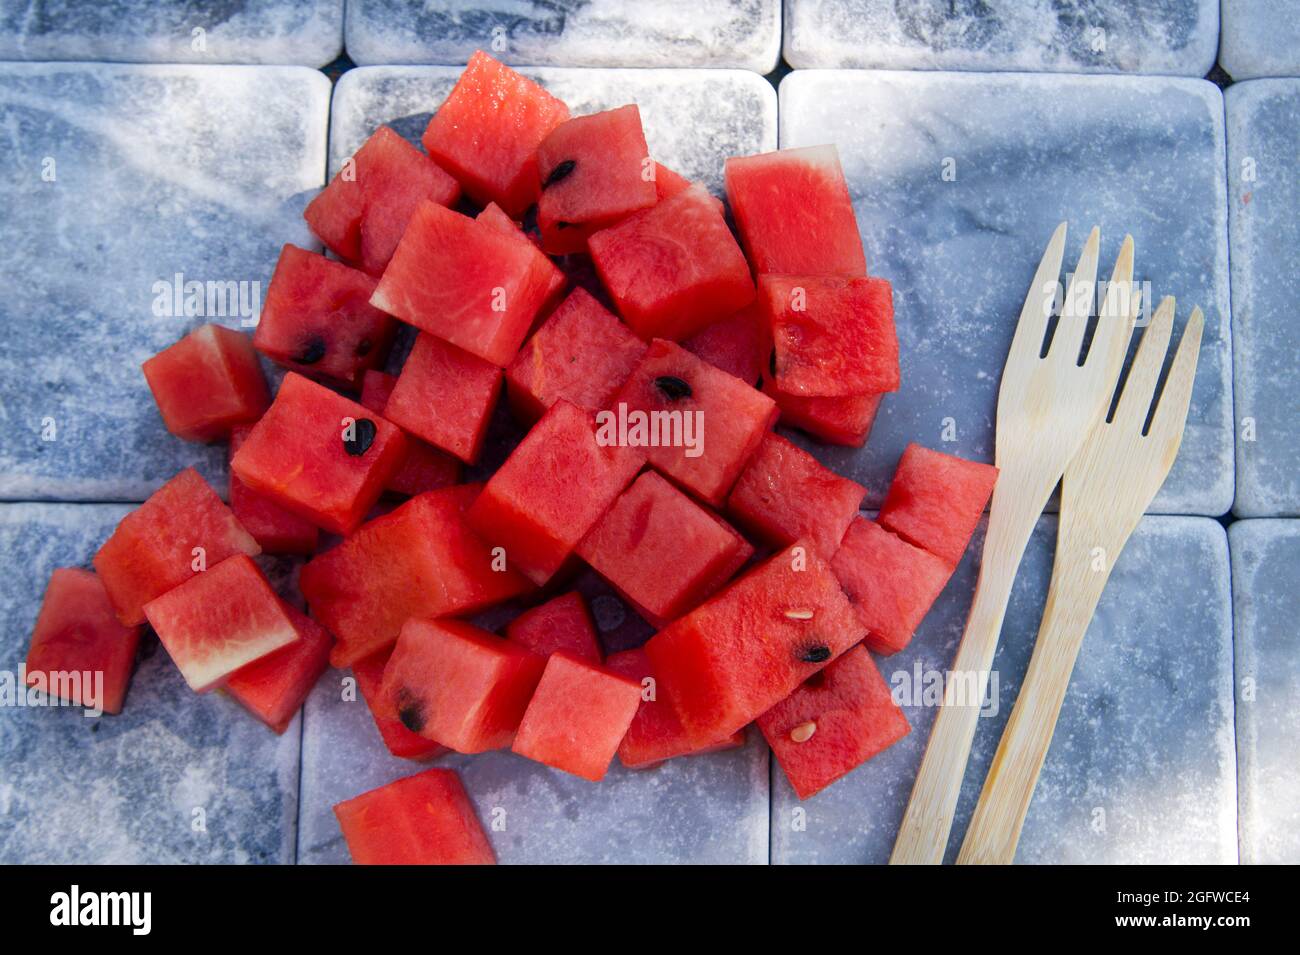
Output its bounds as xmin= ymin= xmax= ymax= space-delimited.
xmin=344 ymin=0 xmax=780 ymax=72
xmin=779 ymin=70 xmax=1234 ymax=516
xmin=1230 ymin=520 xmax=1300 ymax=864
xmin=1226 ymin=79 xmax=1300 ymax=516
xmin=0 ymin=63 xmax=329 ymax=502
xmin=0 ymin=0 xmax=343 ymax=66
xmin=784 ymin=0 xmax=1219 ymax=75
xmin=1220 ymin=0 xmax=1300 ymax=79
xmin=773 ymin=516 xmax=1236 ymax=864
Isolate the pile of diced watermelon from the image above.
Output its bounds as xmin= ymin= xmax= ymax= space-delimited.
xmin=24 ymin=51 xmax=1000 ymax=865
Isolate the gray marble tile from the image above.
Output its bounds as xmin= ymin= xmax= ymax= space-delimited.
xmin=0 ymin=1 xmax=343 ymax=66
xmin=344 ymin=1 xmax=780 ymax=72
xmin=779 ymin=71 xmax=1234 ymax=516
xmin=0 ymin=503 xmax=300 ymax=863
xmin=298 ymin=665 xmax=770 ymax=864
xmin=784 ymin=0 xmax=1218 ymax=75
xmin=1227 ymin=80 xmax=1300 ymax=517
xmin=1220 ymin=0 xmax=1300 ymax=79
xmin=772 ymin=515 xmax=1235 ymax=864
xmin=1231 ymin=519 xmax=1300 ymax=864
xmin=0 ymin=63 xmax=329 ymax=503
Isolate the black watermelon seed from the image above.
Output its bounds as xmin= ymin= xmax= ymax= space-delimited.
xmin=343 ymin=418 xmax=378 ymax=457
xmin=769 ymin=348 xmax=777 ymax=377
xmin=654 ymin=375 xmax=692 ymax=400
xmin=355 ymin=338 xmax=372 ymax=357
xmin=556 ymin=220 xmax=575 ymax=229
xmin=396 ymin=691 xmax=426 ymax=733
xmin=297 ymin=336 xmax=328 ymax=365
xmin=543 ymin=159 xmax=577 ymax=188
xmin=799 ymin=645 xmax=831 ymax=664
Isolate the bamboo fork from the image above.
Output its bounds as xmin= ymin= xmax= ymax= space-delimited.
xmin=889 ymin=224 xmax=1137 ymax=865
xmin=957 ymin=297 xmax=1204 ymax=865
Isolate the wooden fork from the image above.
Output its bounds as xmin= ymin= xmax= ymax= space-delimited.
xmin=890 ymin=224 xmax=1138 ymax=865
xmin=957 ymin=296 xmax=1204 ymax=865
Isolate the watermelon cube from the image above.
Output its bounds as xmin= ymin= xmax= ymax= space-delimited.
xmin=224 ymin=604 xmax=332 ymax=733
xmin=93 ymin=467 xmax=260 ymax=626
xmin=143 ymin=554 xmax=301 ymax=693
xmin=421 ymin=50 xmax=570 ymax=217
xmin=358 ymin=371 xmax=463 ymax=496
xmin=758 ymin=645 xmax=909 ymax=800
xmin=726 ymin=432 xmax=865 ymax=558
xmin=25 ymin=568 xmax=141 ymax=715
xmin=476 ymin=202 xmax=567 ymax=317
xmin=253 ymin=244 xmax=396 ymax=387
xmin=604 ymin=648 xmax=745 ymax=769
xmin=371 ymin=200 xmax=556 ymax=367
xmin=230 ymin=372 xmax=408 ymax=535
xmin=652 ymin=161 xmax=692 ymax=201
xmin=759 ymin=274 xmax=899 ymax=397
xmin=831 ymin=517 xmax=953 ymax=655
xmin=380 ymin=618 xmax=546 ymax=754
xmin=878 ymin=443 xmax=999 ymax=567
xmin=589 ymin=183 xmax=754 ymax=342
xmin=467 ymin=399 xmax=645 ymax=586
xmin=610 ymin=339 xmax=777 ymax=506
xmin=300 ymin=484 xmax=532 ymax=668
xmin=384 ymin=333 xmax=502 ymax=464
xmin=683 ymin=302 xmax=768 ymax=386
xmin=334 ymin=768 xmax=495 ymax=865
xmin=228 ymin=425 xmax=319 ymax=555
xmin=304 ymin=124 xmax=461 ymax=276
xmin=645 ymin=541 xmax=865 ymax=746
xmin=535 ymin=104 xmax=657 ymax=254
xmin=142 ymin=323 xmax=269 ymax=442
xmin=504 ymin=287 xmax=648 ymax=424
xmin=511 ymin=652 xmax=643 ymax=781
xmin=724 ymin=144 xmax=866 ymax=277
xmin=505 ymin=591 xmax=602 ymax=664
xmin=576 ymin=471 xmax=753 ymax=628
xmin=763 ymin=378 xmax=882 ymax=447
xmin=353 ymin=648 xmax=449 ymax=761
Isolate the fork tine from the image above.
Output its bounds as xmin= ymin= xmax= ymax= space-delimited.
xmin=1147 ymin=306 xmax=1204 ymax=443
xmin=1005 ymin=222 xmax=1067 ymax=368
xmin=1049 ymin=225 xmax=1100 ymax=362
xmin=1113 ymin=294 xmax=1175 ymax=427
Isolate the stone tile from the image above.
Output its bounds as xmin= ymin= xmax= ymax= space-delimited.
xmin=0 ymin=64 xmax=330 ymax=502
xmin=0 ymin=1 xmax=343 ymax=66
xmin=1231 ymin=519 xmax=1300 ymax=864
xmin=784 ymin=0 xmax=1218 ymax=75
xmin=0 ymin=503 xmax=301 ymax=863
xmin=1227 ymin=80 xmax=1300 ymax=516
xmin=778 ymin=71 xmax=1233 ymax=515
xmin=1220 ymin=0 xmax=1300 ymax=80
xmin=344 ymin=0 xmax=780 ymax=72
xmin=771 ymin=516 xmax=1235 ymax=864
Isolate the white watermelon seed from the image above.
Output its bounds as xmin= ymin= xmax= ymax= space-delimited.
xmin=790 ymin=721 xmax=817 ymax=743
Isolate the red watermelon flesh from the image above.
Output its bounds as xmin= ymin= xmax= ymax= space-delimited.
xmin=304 ymin=125 xmax=461 ymax=276
xmin=682 ymin=302 xmax=768 ymax=386
xmin=422 ymin=50 xmax=570 ymax=217
xmin=504 ymin=287 xmax=648 ymax=424
xmin=588 ymin=183 xmax=754 ymax=342
xmin=301 ymin=484 xmax=532 ymax=669
xmin=380 ymin=617 xmax=546 ymax=754
xmin=228 ymin=425 xmax=319 ymax=556
xmin=25 ymin=568 xmax=141 ymax=715
xmin=467 ymin=398 xmax=644 ymax=586
xmin=475 ymin=202 xmax=567 ymax=318
xmin=253 ymin=244 xmax=396 ymax=387
xmin=384 ymin=333 xmax=502 ymax=465
xmin=358 ymin=370 xmax=463 ymax=497
xmin=230 ymin=372 xmax=408 ymax=535
xmin=505 ymin=591 xmax=602 ymax=664
xmin=609 ymin=339 xmax=777 ymax=506
xmin=644 ymin=541 xmax=865 ymax=746
xmin=535 ymin=104 xmax=657 ymax=254
xmin=604 ymin=648 xmax=745 ymax=769
xmin=653 ymin=162 xmax=691 ymax=201
xmin=511 ymin=651 xmax=643 ymax=781
xmin=726 ymin=431 xmax=865 ymax=558
xmin=353 ymin=648 xmax=449 ymax=761
xmin=763 ymin=377 xmax=882 ymax=448
xmin=143 ymin=554 xmax=301 ymax=693
xmin=831 ymin=517 xmax=953 ymax=655
xmin=334 ymin=767 xmax=495 ymax=865
xmin=878 ymin=443 xmax=998 ymax=567
xmin=724 ymin=144 xmax=866 ymax=277
xmin=224 ymin=603 xmax=331 ymax=733
xmin=576 ymin=470 xmax=752 ymax=628
xmin=142 ymin=323 xmax=269 ymax=442
xmin=759 ymin=274 xmax=899 ymax=397
xmin=93 ymin=467 xmax=260 ymax=626
xmin=758 ymin=645 xmax=909 ymax=800
xmin=371 ymin=200 xmax=555 ymax=367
